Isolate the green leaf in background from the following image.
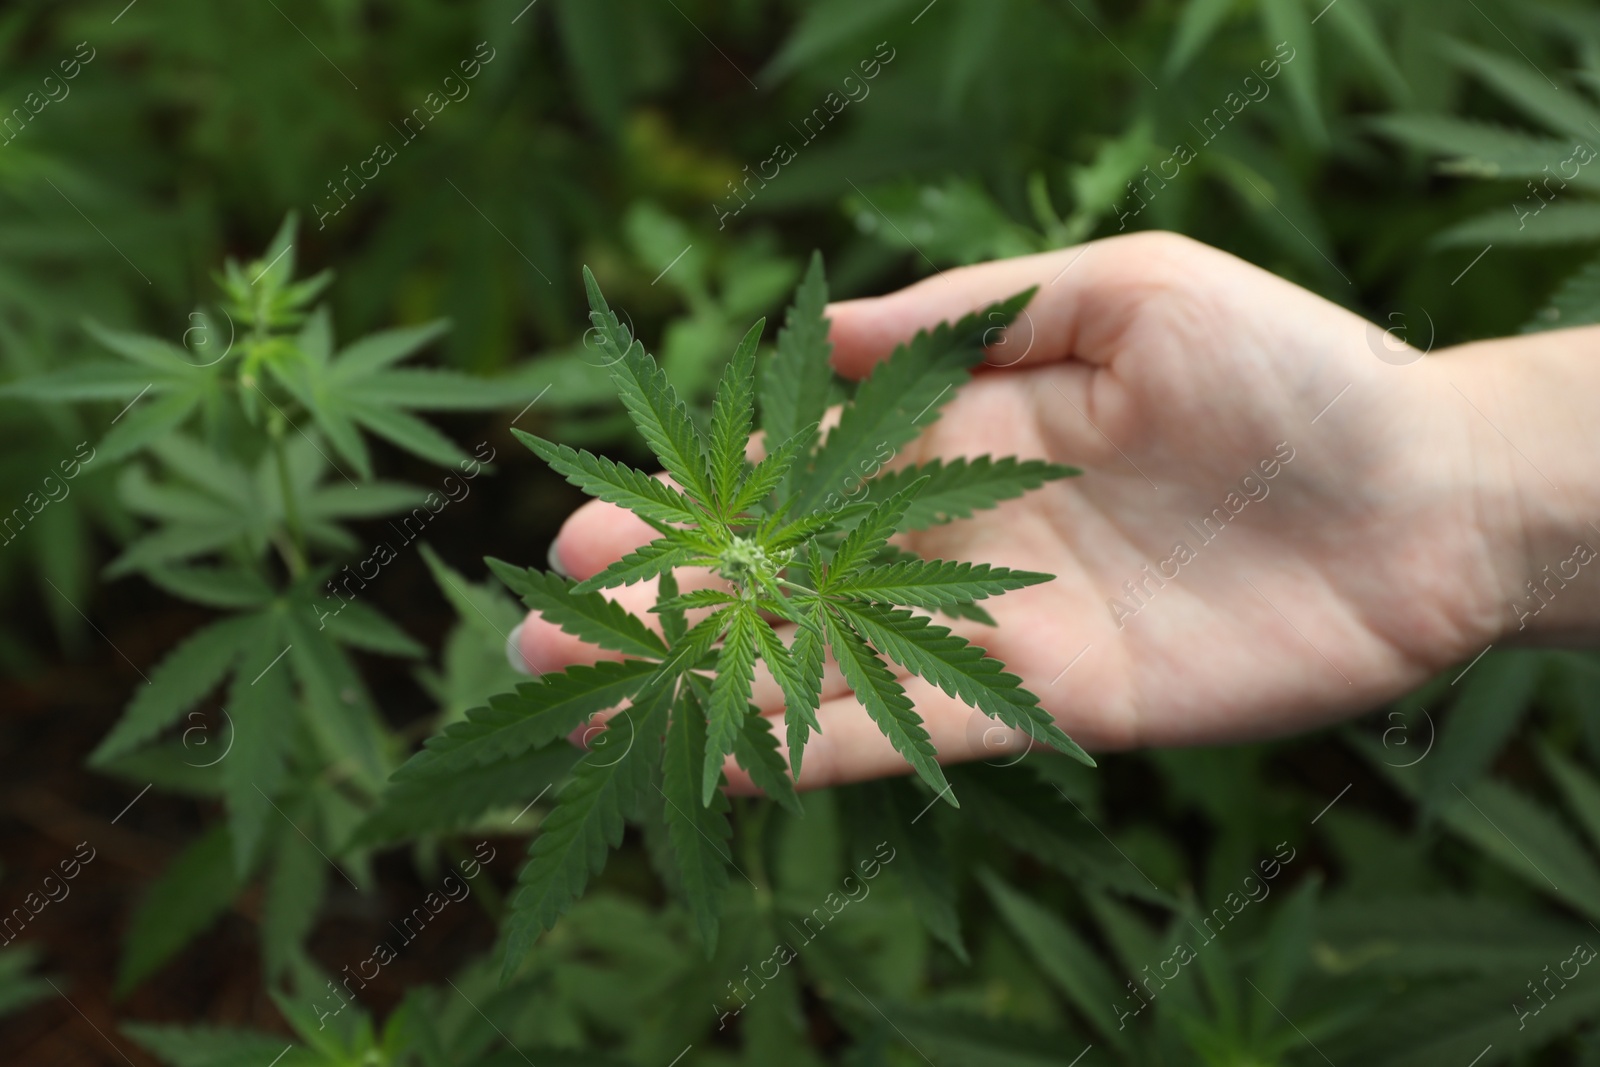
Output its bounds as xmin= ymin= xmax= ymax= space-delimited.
xmin=1166 ymin=0 xmax=1238 ymax=79
xmin=117 ymin=825 xmax=240 ymax=997
xmin=89 ymin=614 xmax=261 ymax=764
xmin=1420 ymin=651 xmax=1541 ymax=811
xmin=979 ymin=867 xmax=1127 ymax=1049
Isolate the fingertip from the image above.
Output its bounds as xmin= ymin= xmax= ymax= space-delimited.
xmin=554 ymin=498 xmax=656 ymax=580
xmin=518 ymin=609 xmax=617 ymax=674
xmin=547 ymin=540 xmax=570 ymax=578
xmin=825 ymin=296 xmax=902 ymax=380
xmin=506 ymin=622 xmax=533 ymax=675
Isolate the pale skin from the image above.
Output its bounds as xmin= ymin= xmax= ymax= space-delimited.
xmin=512 ymin=231 xmax=1600 ymax=792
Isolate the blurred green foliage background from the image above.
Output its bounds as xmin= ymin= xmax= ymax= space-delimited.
xmin=8 ymin=0 xmax=1600 ymax=1064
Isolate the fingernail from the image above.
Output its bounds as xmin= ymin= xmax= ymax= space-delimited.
xmin=547 ymin=540 xmax=570 ymax=578
xmin=505 ymin=623 xmax=534 ymax=675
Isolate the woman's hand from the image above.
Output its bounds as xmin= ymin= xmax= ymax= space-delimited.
xmin=514 ymin=232 xmax=1598 ymax=790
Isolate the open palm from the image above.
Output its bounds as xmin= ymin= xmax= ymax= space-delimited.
xmin=518 ymin=233 xmax=1516 ymax=790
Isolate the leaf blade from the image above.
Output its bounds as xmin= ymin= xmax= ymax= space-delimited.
xmin=501 ymin=678 xmax=673 ymax=979
xmin=837 ymin=603 xmax=1092 ymax=767
xmin=487 ymin=560 xmax=667 ymax=660
xmin=708 ymin=318 xmax=764 ymax=511
xmin=822 ymin=608 xmax=952 ymax=803
xmin=705 ymin=607 xmax=759 ymax=805
xmin=661 ymin=684 xmax=733 ymax=952
xmin=391 ymin=659 xmax=658 ymax=783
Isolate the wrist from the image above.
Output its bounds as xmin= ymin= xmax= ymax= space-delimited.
xmin=1430 ymin=326 xmax=1600 ymax=645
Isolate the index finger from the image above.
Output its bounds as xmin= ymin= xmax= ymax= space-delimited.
xmin=824 ymin=232 xmax=1206 ymax=379
xmin=822 ymin=245 xmax=1090 ymax=379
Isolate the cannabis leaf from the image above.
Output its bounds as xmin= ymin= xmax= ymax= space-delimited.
xmin=388 ymin=254 xmax=1087 ymax=976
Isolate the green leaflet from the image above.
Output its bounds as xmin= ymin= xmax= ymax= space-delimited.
xmin=652 ymin=589 xmax=739 ymax=618
xmin=861 ymin=779 xmax=969 ymax=964
xmin=261 ymin=818 xmax=327 ymax=985
xmin=1438 ymin=201 xmax=1600 ymax=248
xmin=952 ymin=763 xmax=1171 ymax=906
xmin=267 ymin=311 xmax=539 ymax=478
xmin=99 ymin=389 xmax=207 ymax=465
xmin=570 ymin=538 xmax=700 ymax=595
xmin=822 ymin=607 xmax=952 ymax=804
xmin=729 ymin=426 xmax=812 ymax=516
xmin=1538 ymin=742 xmax=1600 ymax=855
xmin=759 ymin=250 xmax=834 ymax=493
xmin=979 ymin=867 xmax=1128 ymax=1048
xmin=835 ymin=602 xmax=1093 ymax=768
xmin=583 ymin=267 xmax=717 ymax=506
xmin=1258 ymin=0 xmax=1324 ymax=144
xmin=1444 ymin=39 xmax=1600 ymax=143
xmin=1248 ymin=877 xmax=1321 ymax=1041
xmin=1419 ymin=651 xmax=1540 ymax=813
xmin=327 ymin=320 xmax=451 ymax=378
xmin=501 ymin=678 xmax=674 ymax=980
xmin=1526 ymin=251 xmax=1600 ymax=333
xmin=392 ymin=659 xmax=659 ymax=783
xmin=822 ymin=476 xmax=928 ymax=583
xmin=285 ymin=610 xmax=392 ymax=797
xmin=89 ymin=613 xmax=263 ymax=765
xmin=511 ymin=429 xmax=706 ymax=527
xmin=705 ymin=606 xmax=760 ymax=806
xmin=754 ymin=616 xmax=822 ymax=781
xmin=1370 ymin=115 xmax=1589 ymax=185
xmin=661 ymin=684 xmax=732 ymax=952
xmin=790 ymin=292 xmax=1031 ymax=515
xmin=829 ymin=558 xmax=1052 ymax=609
xmin=1165 ymin=0 xmax=1235 ymax=78
xmin=655 ymin=569 xmax=687 ymax=643
xmin=121 ymin=1024 xmax=304 ymax=1067
xmin=734 ymin=707 xmax=803 ymax=815
xmin=318 ymin=599 xmax=426 ymax=657
xmin=144 ymin=565 xmax=275 ymax=610
xmin=1436 ymin=778 xmax=1600 ymax=923
xmin=355 ymin=745 xmax=583 ymax=847
xmin=486 ymin=560 xmax=667 ymax=660
xmin=223 ymin=623 xmax=297 ymax=874
xmin=117 ymin=824 xmax=240 ymax=996
xmin=708 ymin=318 xmax=764 ymax=512
xmin=862 ymin=456 xmax=1079 ymax=530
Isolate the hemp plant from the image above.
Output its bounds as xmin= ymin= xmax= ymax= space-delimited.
xmin=390 ymin=254 xmax=1092 ymax=976
xmin=5 ymin=215 xmax=548 ymax=996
